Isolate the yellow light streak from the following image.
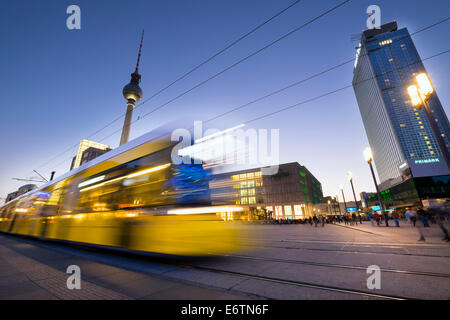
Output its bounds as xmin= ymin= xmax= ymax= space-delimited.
xmin=168 ymin=206 xmax=244 ymax=215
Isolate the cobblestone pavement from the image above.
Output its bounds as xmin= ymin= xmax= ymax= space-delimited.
xmin=1 ymin=220 xmax=449 ymax=299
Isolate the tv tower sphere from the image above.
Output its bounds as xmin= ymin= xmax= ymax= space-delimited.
xmin=122 ymin=74 xmax=143 ymax=102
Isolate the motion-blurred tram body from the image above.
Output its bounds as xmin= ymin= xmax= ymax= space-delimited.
xmin=0 ymin=133 xmax=243 ymax=255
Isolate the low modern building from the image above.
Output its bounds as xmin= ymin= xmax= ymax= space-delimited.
xmin=70 ymin=139 xmax=111 ymax=170
xmin=5 ymin=184 xmax=37 ymax=203
xmin=209 ymin=162 xmax=323 ymax=220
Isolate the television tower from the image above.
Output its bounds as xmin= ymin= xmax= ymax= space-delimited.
xmin=120 ymin=29 xmax=144 ymax=146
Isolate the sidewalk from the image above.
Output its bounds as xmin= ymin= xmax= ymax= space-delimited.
xmin=332 ymin=220 xmax=450 ymax=244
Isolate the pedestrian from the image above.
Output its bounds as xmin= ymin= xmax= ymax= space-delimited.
xmin=434 ymin=207 xmax=450 ymax=241
xmin=383 ymin=211 xmax=390 ymax=227
xmin=406 ymin=208 xmax=417 ymax=227
xmin=374 ymin=212 xmax=381 ymax=226
xmin=313 ymin=215 xmax=318 ymax=227
xmin=368 ymin=211 xmax=375 ymax=226
xmin=417 ymin=207 xmax=430 ymax=228
xmin=392 ymin=210 xmax=400 ymax=227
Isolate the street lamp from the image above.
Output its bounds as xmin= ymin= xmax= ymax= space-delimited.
xmin=327 ymin=200 xmax=332 ymax=215
xmin=339 ymin=184 xmax=347 ymax=214
xmin=347 ymin=171 xmax=360 ymax=213
xmin=407 ymin=73 xmax=450 ymax=169
xmin=364 ymin=147 xmax=385 ymax=212
xmin=331 ymin=196 xmax=337 ymax=215
xmin=335 ymin=194 xmax=342 ymax=215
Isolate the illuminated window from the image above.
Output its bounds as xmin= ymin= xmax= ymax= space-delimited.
xmin=255 ymin=180 xmax=262 ymax=187
xmin=240 ymin=189 xmax=247 ymax=196
xmin=247 ymin=180 xmax=255 ymax=188
xmin=420 ymin=126 xmax=424 ymax=129
xmin=241 ymin=197 xmax=248 ymax=204
xmin=239 ymin=174 xmax=246 ymax=180
xmin=232 ymin=175 xmax=239 ymax=181
xmin=400 ymin=124 xmax=406 ymax=127
xmin=426 ymin=141 xmax=430 ymax=145
xmin=428 ymin=146 xmax=432 ymax=149
xmin=275 ymin=206 xmax=283 ymax=218
xmin=255 ymin=171 xmax=262 ymax=178
xmin=417 ymin=117 xmax=421 ymax=120
xmin=235 ymin=200 xmax=240 ymax=205
xmin=247 ymin=172 xmax=254 ymax=179
xmin=240 ymin=181 xmax=247 ymax=188
xmin=430 ymin=151 xmax=434 ymax=155
xmin=284 ymin=206 xmax=292 ymax=217
xmin=424 ymin=136 xmax=429 ymax=140
xmin=418 ymin=121 xmax=422 ymax=124
xmin=249 ymin=197 xmax=256 ymax=204
xmin=415 ymin=112 xmax=419 ymax=115
xmin=379 ymin=39 xmax=392 ymax=46
xmin=294 ymin=205 xmax=304 ymax=218
xmin=248 ymin=188 xmax=255 ymax=196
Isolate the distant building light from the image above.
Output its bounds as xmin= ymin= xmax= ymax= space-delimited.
xmin=379 ymin=39 xmax=392 ymax=46
xmin=399 ymin=163 xmax=407 ymax=169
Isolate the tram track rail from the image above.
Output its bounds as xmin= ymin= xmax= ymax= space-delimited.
xmin=212 ymin=253 xmax=450 ymax=279
xmin=236 ymin=240 xmax=450 ymax=259
xmin=1 ymin=232 xmax=446 ymax=300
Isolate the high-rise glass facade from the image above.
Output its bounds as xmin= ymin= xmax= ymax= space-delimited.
xmin=353 ymin=22 xmax=449 ymax=186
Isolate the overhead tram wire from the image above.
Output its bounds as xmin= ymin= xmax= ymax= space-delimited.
xmin=71 ymin=0 xmax=306 ymax=142
xmin=79 ymin=0 xmax=352 ymax=148
xmin=97 ymin=48 xmax=450 ymax=159
xmin=35 ymin=0 xmax=351 ymax=175
xmin=31 ymin=0 xmax=305 ymax=174
xmin=138 ymin=0 xmax=351 ymax=120
xmin=97 ymin=13 xmax=447 ymax=143
xmin=35 ymin=16 xmax=448 ymax=175
xmin=201 ymin=17 xmax=450 ymax=125
xmin=243 ymin=49 xmax=450 ymax=125
xmin=36 ymin=15 xmax=448 ymax=176
xmin=37 ymin=48 xmax=449 ymax=179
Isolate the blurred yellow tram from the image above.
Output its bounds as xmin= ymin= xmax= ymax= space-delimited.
xmin=0 ymin=133 xmax=245 ymax=255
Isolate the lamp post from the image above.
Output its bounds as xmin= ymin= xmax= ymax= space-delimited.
xmin=347 ymin=171 xmax=360 ymax=213
xmin=364 ymin=147 xmax=385 ymax=212
xmin=339 ymin=184 xmax=347 ymax=214
xmin=407 ymin=73 xmax=450 ymax=170
xmin=331 ymin=197 xmax=337 ymax=215
xmin=327 ymin=200 xmax=332 ymax=216
xmin=336 ymin=194 xmax=342 ymax=215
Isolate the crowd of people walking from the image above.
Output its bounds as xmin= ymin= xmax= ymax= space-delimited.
xmin=305 ymin=206 xmax=449 ymax=242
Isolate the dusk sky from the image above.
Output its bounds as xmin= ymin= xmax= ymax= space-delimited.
xmin=0 ymin=0 xmax=449 ymax=202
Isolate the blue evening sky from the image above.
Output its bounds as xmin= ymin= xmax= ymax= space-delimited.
xmin=0 ymin=0 xmax=449 ymax=202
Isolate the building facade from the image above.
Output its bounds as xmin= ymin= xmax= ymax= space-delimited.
xmin=209 ymin=162 xmax=323 ymax=220
xmin=352 ymin=21 xmax=450 ymax=186
xmin=5 ymin=184 xmax=37 ymax=203
xmin=70 ymin=139 xmax=111 ymax=170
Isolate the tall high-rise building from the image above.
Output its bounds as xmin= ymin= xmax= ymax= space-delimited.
xmin=353 ymin=21 xmax=450 ymax=188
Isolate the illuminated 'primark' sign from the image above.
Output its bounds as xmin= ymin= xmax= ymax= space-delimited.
xmin=414 ymin=158 xmax=440 ymax=164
